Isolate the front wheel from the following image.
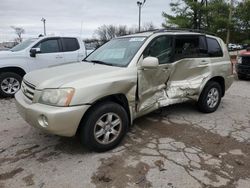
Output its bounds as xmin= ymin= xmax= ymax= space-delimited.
xmin=198 ymin=82 xmax=222 ymax=113
xmin=80 ymin=102 xmax=129 ymax=152
xmin=0 ymin=72 xmax=22 ymax=98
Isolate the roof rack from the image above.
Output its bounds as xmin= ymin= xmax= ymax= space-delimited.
xmin=134 ymin=29 xmax=159 ymax=34
xmin=153 ymin=28 xmax=216 ymax=36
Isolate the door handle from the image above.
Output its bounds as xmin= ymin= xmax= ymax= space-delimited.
xmin=201 ymin=60 xmax=209 ymax=63
xmin=200 ymin=60 xmax=210 ymax=65
xmin=56 ymin=56 xmax=63 ymax=59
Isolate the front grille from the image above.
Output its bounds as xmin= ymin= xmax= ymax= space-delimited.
xmin=21 ymin=80 xmax=36 ymax=101
xmin=242 ymin=56 xmax=250 ymax=65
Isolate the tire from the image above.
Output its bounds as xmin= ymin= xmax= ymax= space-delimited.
xmin=80 ymin=102 xmax=129 ymax=152
xmin=0 ymin=72 xmax=22 ymax=98
xmin=198 ymin=81 xmax=222 ymax=113
xmin=238 ymin=74 xmax=245 ymax=80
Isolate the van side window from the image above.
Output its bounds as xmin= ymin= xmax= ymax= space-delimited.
xmin=35 ymin=39 xmax=60 ymax=53
xmin=62 ymin=38 xmax=80 ymax=52
xmin=144 ymin=36 xmax=173 ymax=64
xmin=207 ymin=37 xmax=223 ymax=57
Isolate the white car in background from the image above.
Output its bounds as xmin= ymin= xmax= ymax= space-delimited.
xmin=228 ymin=43 xmax=243 ymax=51
xmin=0 ymin=36 xmax=87 ymax=97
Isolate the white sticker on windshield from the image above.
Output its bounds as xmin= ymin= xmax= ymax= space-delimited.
xmin=129 ymin=37 xmax=146 ymax=42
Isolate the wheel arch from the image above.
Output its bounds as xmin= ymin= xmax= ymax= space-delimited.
xmin=0 ymin=67 xmax=26 ymax=77
xmin=76 ymin=93 xmax=131 ymax=135
xmin=200 ymin=76 xmax=225 ymax=98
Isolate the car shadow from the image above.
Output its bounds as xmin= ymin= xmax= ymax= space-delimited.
xmin=54 ymin=136 xmax=89 ymax=154
xmin=53 ymin=101 xmax=198 ymax=154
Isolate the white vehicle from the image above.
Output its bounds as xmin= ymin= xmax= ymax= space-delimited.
xmin=0 ymin=36 xmax=87 ymax=97
xmin=228 ymin=43 xmax=243 ymax=51
xmin=228 ymin=43 xmax=237 ymax=50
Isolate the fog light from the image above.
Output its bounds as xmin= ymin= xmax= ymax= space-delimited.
xmin=38 ymin=115 xmax=49 ymax=128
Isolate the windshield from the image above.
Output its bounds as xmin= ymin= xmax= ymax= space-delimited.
xmin=85 ymin=37 xmax=146 ymax=67
xmin=10 ymin=38 xmax=37 ymax=52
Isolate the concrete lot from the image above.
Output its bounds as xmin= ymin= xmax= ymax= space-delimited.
xmin=0 ymin=78 xmax=250 ymax=188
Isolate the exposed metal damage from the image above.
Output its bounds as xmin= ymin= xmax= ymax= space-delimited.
xmin=135 ymin=57 xmax=212 ymax=118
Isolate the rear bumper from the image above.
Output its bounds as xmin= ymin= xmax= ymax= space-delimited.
xmin=15 ymin=91 xmax=90 ymax=137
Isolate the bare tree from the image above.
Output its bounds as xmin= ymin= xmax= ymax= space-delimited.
xmin=141 ymin=22 xmax=156 ymax=31
xmin=11 ymin=26 xmax=25 ymax=43
xmin=95 ymin=23 xmax=157 ymax=43
xmin=116 ymin=25 xmax=129 ymax=36
xmin=95 ymin=25 xmax=130 ymax=42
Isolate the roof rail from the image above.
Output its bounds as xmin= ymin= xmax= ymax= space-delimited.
xmin=153 ymin=28 xmax=216 ymax=36
xmin=134 ymin=29 xmax=159 ymax=34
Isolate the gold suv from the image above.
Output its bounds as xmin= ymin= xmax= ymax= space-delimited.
xmin=15 ymin=30 xmax=234 ymax=152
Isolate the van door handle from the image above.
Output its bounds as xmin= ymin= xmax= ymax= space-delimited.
xmin=56 ymin=56 xmax=63 ymax=59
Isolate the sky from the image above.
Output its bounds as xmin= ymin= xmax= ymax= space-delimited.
xmin=0 ymin=0 xmax=171 ymax=42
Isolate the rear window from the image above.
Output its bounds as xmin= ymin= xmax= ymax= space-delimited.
xmin=62 ymin=38 xmax=80 ymax=52
xmin=207 ymin=37 xmax=223 ymax=57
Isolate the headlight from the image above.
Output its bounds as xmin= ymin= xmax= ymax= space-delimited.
xmin=38 ymin=88 xmax=75 ymax=106
xmin=237 ymin=56 xmax=242 ymax=64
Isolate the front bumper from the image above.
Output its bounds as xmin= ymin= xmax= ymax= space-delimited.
xmin=236 ymin=64 xmax=250 ymax=76
xmin=15 ymin=91 xmax=90 ymax=137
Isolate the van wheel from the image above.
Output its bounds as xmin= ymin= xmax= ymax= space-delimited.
xmin=198 ymin=81 xmax=222 ymax=113
xmin=0 ymin=72 xmax=22 ymax=98
xmin=80 ymin=102 xmax=129 ymax=152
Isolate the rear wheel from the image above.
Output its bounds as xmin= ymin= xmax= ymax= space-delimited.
xmin=0 ymin=72 xmax=22 ymax=98
xmin=80 ymin=102 xmax=129 ymax=152
xmin=198 ymin=81 xmax=222 ymax=113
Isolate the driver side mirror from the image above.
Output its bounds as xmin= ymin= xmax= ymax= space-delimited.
xmin=30 ymin=48 xmax=41 ymax=58
xmin=141 ymin=57 xmax=159 ymax=69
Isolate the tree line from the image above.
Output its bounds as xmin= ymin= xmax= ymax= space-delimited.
xmin=162 ymin=0 xmax=250 ymax=44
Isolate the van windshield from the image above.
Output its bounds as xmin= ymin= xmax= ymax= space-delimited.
xmin=10 ymin=38 xmax=37 ymax=52
xmin=85 ymin=37 xmax=146 ymax=67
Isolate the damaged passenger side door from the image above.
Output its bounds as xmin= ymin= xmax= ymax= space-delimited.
xmin=164 ymin=35 xmax=211 ymax=99
xmin=137 ymin=35 xmax=174 ymax=114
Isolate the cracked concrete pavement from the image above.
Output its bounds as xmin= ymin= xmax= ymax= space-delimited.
xmin=0 ymin=78 xmax=250 ymax=188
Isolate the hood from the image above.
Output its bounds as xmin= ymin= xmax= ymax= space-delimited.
xmin=24 ymin=62 xmax=125 ymax=89
xmin=0 ymin=50 xmax=25 ymax=60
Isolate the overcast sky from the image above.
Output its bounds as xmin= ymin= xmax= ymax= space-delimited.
xmin=0 ymin=0 xmax=171 ymax=42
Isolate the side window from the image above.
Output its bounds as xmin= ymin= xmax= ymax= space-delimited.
xmin=199 ymin=36 xmax=208 ymax=56
xmin=144 ymin=36 xmax=173 ymax=64
xmin=174 ymin=36 xmax=200 ymax=60
xmin=207 ymin=37 xmax=223 ymax=57
xmin=35 ymin=39 xmax=60 ymax=53
xmin=62 ymin=38 xmax=80 ymax=52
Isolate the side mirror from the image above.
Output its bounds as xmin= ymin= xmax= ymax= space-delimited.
xmin=30 ymin=48 xmax=41 ymax=58
xmin=141 ymin=57 xmax=159 ymax=69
